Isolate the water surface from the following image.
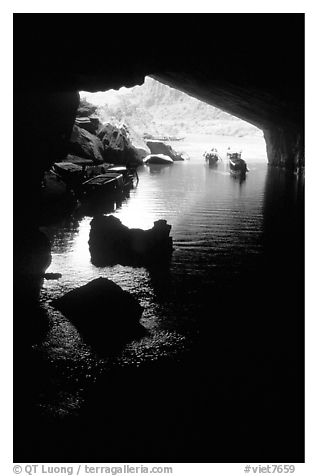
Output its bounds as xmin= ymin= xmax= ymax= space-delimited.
xmin=20 ymin=134 xmax=304 ymax=461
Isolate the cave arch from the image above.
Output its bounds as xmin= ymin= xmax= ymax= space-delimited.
xmin=14 ymin=13 xmax=304 ymax=224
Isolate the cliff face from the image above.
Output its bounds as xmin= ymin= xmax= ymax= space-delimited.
xmin=90 ymin=76 xmax=261 ymax=137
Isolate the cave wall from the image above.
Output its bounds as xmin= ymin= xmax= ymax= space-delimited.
xmin=14 ymin=13 xmax=304 ymax=219
xmin=14 ymin=90 xmax=79 ymax=224
xmin=263 ymin=126 xmax=304 ymax=171
xmin=153 ymin=72 xmax=304 ymax=171
xmin=14 ymin=90 xmax=79 ymax=279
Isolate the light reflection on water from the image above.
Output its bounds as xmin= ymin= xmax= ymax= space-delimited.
xmin=38 ymin=135 xmax=272 ymax=413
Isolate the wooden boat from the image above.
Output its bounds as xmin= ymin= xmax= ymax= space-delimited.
xmin=53 ymin=162 xmax=85 ymax=193
xmin=204 ymin=152 xmax=221 ymax=166
xmin=204 ymin=150 xmax=221 ymax=166
xmin=54 ymin=161 xmax=83 ymax=178
xmin=143 ymin=154 xmax=174 ymax=165
xmin=81 ymin=172 xmax=124 ymax=198
xmin=229 ymin=156 xmax=248 ymax=175
xmin=107 ymin=166 xmax=139 ymax=188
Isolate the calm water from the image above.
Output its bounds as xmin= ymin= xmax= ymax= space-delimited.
xmin=29 ymin=134 xmax=303 ymax=460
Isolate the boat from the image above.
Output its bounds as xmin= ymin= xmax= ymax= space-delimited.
xmin=229 ymin=156 xmax=248 ymax=176
xmin=81 ymin=172 xmax=124 ymax=199
xmin=52 ymin=161 xmax=86 ymax=193
xmin=53 ymin=161 xmax=84 ymax=180
xmin=204 ymin=149 xmax=221 ymax=166
xmin=143 ymin=154 xmax=174 ymax=165
xmin=107 ymin=165 xmax=139 ymax=188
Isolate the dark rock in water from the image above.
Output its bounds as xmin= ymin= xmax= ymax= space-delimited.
xmin=44 ymin=272 xmax=62 ymax=280
xmin=97 ymin=123 xmax=148 ymax=166
xmin=89 ymin=215 xmax=173 ymax=267
xmin=52 ymin=278 xmax=144 ymax=349
xmin=146 ymin=140 xmax=184 ymax=161
xmin=69 ymin=124 xmax=104 ymax=163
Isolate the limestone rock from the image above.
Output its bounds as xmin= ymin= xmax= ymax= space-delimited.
xmin=146 ymin=140 xmax=184 ymax=161
xmin=97 ymin=123 xmax=148 ymax=166
xmin=52 ymin=277 xmax=143 ymax=342
xmin=69 ymin=124 xmax=104 ymax=163
xmin=89 ymin=215 xmax=173 ymax=267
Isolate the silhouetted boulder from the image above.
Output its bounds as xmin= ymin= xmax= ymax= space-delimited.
xmin=146 ymin=140 xmax=184 ymax=161
xmin=52 ymin=278 xmax=144 ymax=346
xmin=89 ymin=215 xmax=173 ymax=267
xmin=97 ymin=123 xmax=148 ymax=166
xmin=69 ymin=124 xmax=104 ymax=163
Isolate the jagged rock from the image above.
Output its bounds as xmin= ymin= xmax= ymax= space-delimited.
xmin=97 ymin=123 xmax=148 ymax=166
xmin=146 ymin=140 xmax=184 ymax=161
xmin=89 ymin=215 xmax=173 ymax=267
xmin=69 ymin=124 xmax=104 ymax=163
xmin=52 ymin=277 xmax=144 ymax=344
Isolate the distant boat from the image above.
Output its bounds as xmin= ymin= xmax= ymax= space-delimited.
xmin=143 ymin=154 xmax=174 ymax=165
xmin=229 ymin=156 xmax=248 ymax=176
xmin=204 ymin=149 xmax=221 ymax=166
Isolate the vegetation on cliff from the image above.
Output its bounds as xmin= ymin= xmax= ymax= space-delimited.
xmin=80 ymin=77 xmax=262 ymax=138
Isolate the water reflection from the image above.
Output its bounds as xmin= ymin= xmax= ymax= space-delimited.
xmin=17 ymin=145 xmax=304 ymax=461
xmin=145 ymin=163 xmax=174 ymax=175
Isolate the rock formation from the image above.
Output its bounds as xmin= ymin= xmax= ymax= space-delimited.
xmin=89 ymin=215 xmax=173 ymax=267
xmin=13 ymin=15 xmax=304 ymax=277
xmin=69 ymin=124 xmax=104 ymax=163
xmin=52 ymin=277 xmax=144 ymax=348
xmin=146 ymin=140 xmax=185 ymax=161
xmin=97 ymin=123 xmax=148 ymax=166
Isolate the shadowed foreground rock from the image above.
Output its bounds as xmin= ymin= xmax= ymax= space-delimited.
xmin=89 ymin=215 xmax=173 ymax=267
xmin=52 ymin=277 xmax=144 ymax=351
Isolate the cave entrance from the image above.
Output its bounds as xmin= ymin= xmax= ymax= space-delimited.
xmin=79 ymin=76 xmax=267 ymax=164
